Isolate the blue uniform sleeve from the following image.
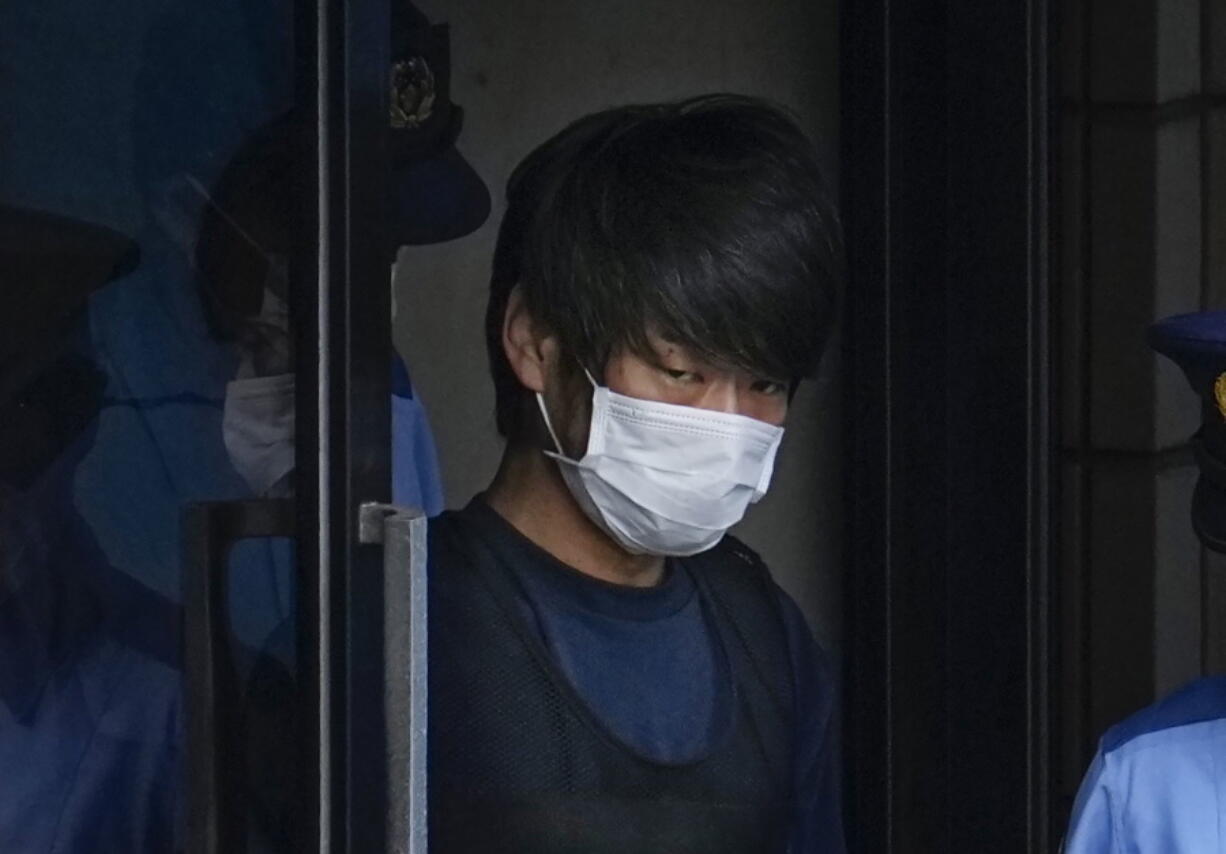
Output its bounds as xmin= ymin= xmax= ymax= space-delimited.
xmin=773 ymin=587 xmax=845 ymax=854
xmin=1063 ymin=748 xmax=1117 ymax=854
xmin=391 ymin=356 xmax=446 ymax=517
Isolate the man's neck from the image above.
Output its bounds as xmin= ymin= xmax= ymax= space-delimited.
xmin=483 ymin=442 xmax=666 ymax=588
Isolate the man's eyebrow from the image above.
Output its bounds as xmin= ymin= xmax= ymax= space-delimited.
xmin=653 ymin=342 xmax=701 ymax=365
xmin=651 ymin=333 xmax=697 ymax=355
xmin=647 ymin=334 xmax=744 ymax=373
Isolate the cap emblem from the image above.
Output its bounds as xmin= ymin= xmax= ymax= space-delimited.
xmin=390 ymin=56 xmax=436 ymax=129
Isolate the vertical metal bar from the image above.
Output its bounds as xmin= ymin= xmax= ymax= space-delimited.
xmin=839 ymin=0 xmax=893 ymax=849
xmin=1075 ymin=0 xmax=1096 ymax=796
xmin=183 ymin=506 xmax=222 ymax=854
xmin=342 ymin=0 xmax=394 ymax=845
xmin=316 ymin=0 xmax=339 ymax=844
xmin=1027 ymin=0 xmax=1056 ymax=848
xmin=184 ymin=500 xmax=297 ymax=853
xmin=381 ymin=508 xmax=429 ymax=854
xmin=1198 ymin=0 xmax=1212 ymax=683
xmin=292 ymin=0 xmax=321 ymax=848
xmin=314 ymin=0 xmax=394 ymax=850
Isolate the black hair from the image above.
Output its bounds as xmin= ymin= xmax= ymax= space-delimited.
xmin=486 ymin=93 xmax=844 ymax=438
xmin=194 ymin=113 xmax=303 ymax=346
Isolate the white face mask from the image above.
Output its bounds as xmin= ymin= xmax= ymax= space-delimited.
xmin=536 ymin=369 xmax=785 ymax=556
xmin=223 ymin=371 xmax=296 ymax=496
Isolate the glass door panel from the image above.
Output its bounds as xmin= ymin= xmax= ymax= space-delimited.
xmin=0 ymin=2 xmax=338 ymax=851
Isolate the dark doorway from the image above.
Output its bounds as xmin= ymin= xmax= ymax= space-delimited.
xmin=840 ymin=1 xmax=1057 ymax=850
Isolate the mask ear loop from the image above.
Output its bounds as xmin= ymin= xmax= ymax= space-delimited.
xmin=535 ymin=360 xmax=601 ymax=457
xmin=534 ymin=392 xmax=567 ymax=456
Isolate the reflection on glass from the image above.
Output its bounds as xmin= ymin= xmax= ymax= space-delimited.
xmin=0 ymin=208 xmax=184 ymax=851
xmin=0 ymin=2 xmax=296 ymax=850
xmin=1 ymin=0 xmax=487 ymax=848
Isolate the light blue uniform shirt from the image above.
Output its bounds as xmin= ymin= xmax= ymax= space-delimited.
xmin=1065 ymin=675 xmax=1226 ymax=853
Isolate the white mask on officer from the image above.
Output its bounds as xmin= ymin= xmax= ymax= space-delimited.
xmin=535 ymin=368 xmax=784 ymax=557
xmin=222 ymin=371 xmax=295 ymax=497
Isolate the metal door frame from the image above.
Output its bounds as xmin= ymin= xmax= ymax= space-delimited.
xmin=297 ymin=0 xmax=396 ymax=850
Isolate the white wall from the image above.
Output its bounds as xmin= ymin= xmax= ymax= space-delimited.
xmin=394 ymin=0 xmax=842 ymax=649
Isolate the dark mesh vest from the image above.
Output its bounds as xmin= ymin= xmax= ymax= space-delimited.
xmin=427 ymin=512 xmax=796 ymax=854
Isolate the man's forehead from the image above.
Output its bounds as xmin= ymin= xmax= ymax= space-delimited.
xmin=634 ymin=331 xmax=771 ymax=377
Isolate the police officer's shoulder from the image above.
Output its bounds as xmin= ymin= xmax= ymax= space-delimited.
xmin=1100 ymin=674 xmax=1226 ymax=756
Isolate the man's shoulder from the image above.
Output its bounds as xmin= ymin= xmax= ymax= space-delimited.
xmin=425 ymin=505 xmax=511 ymax=608
xmin=696 ymin=534 xmax=836 ymax=694
xmin=697 ymin=534 xmax=777 ymax=596
xmin=713 ymin=532 xmax=768 ymax=569
xmin=426 ymin=507 xmax=459 ymax=537
xmin=1101 ymin=675 xmax=1226 ymax=758
xmin=426 ymin=507 xmax=474 ymax=562
xmin=703 ymin=535 xmax=820 ymax=647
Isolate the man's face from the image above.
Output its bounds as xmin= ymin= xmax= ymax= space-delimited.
xmin=604 ymin=332 xmax=791 ymax=426
xmin=547 ymin=329 xmax=790 ymax=458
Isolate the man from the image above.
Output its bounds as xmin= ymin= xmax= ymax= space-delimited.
xmin=427 ymin=94 xmax=845 ymax=853
xmin=1064 ymin=310 xmax=1226 ymax=852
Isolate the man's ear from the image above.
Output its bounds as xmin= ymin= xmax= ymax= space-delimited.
xmin=502 ymin=285 xmax=557 ymax=394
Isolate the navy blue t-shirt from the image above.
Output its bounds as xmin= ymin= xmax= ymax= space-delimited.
xmin=448 ymin=497 xmax=844 ymax=853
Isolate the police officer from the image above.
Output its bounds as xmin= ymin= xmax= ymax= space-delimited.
xmin=0 ymin=207 xmax=183 ymax=852
xmin=426 ymin=94 xmax=845 ymax=853
xmin=1064 ymin=310 xmax=1226 ymax=852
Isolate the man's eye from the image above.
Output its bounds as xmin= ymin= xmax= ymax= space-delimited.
xmin=751 ymin=379 xmax=788 ymax=395
xmin=665 ymin=368 xmax=702 ymax=383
